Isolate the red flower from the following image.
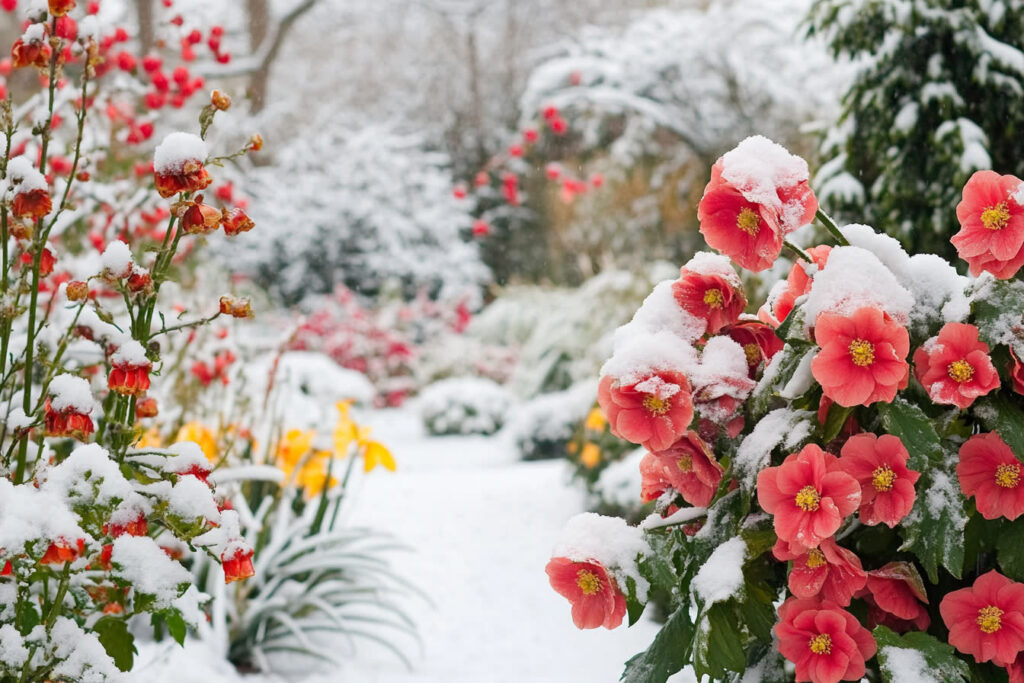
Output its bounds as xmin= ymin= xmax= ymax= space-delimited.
xmin=774 ymin=597 xmax=876 ymax=683
xmin=11 ymin=36 xmax=50 ymax=70
xmin=651 ymin=431 xmax=723 ymax=507
xmin=837 ymin=433 xmax=918 ymax=527
xmin=811 ymin=307 xmax=910 ymax=407
xmin=180 ymin=201 xmax=220 ymax=235
xmin=639 ymin=452 xmax=673 ymax=503
xmin=952 ymin=170 xmax=1024 ymax=279
xmin=103 ymin=513 xmax=148 ymax=538
xmin=221 ymin=207 xmax=254 ymax=236
xmin=756 ymin=444 xmax=861 ymax=550
xmin=760 ymin=245 xmax=832 ymax=327
xmin=671 ymin=263 xmax=746 ymax=335
xmin=957 ymin=432 xmax=1024 ymax=521
xmin=44 ymin=398 xmax=94 ymax=440
xmin=724 ymin=320 xmax=783 ymax=377
xmin=222 ymin=547 xmax=255 ymax=584
xmin=154 ymin=160 xmax=211 ymax=198
xmin=12 ymin=187 xmax=51 ymax=219
xmin=773 ymin=537 xmax=865 ymax=607
xmin=913 ymin=322 xmax=1000 ymax=409
xmin=49 ymin=0 xmax=76 ymax=16
xmin=598 ymin=371 xmax=694 ymax=452
xmin=940 ymin=570 xmax=1024 ymax=666
xmin=1012 ymin=351 xmax=1024 ymax=396
xmin=108 ymin=361 xmax=151 ymax=396
xmin=545 ymin=557 xmax=627 ymax=630
xmin=40 ymin=538 xmax=85 ymax=565
xmin=861 ymin=562 xmax=930 ymax=629
xmin=136 ymin=396 xmax=158 ymax=418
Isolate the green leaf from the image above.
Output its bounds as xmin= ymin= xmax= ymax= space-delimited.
xmin=94 ymin=617 xmax=136 ymax=672
xmin=975 ymin=393 xmax=1024 ymax=458
xmin=879 ymin=398 xmax=943 ymax=470
xmin=691 ymin=602 xmax=746 ymax=680
xmin=620 ymin=606 xmax=693 ymax=683
xmin=822 ymin=402 xmax=855 ymax=444
xmin=163 ymin=610 xmax=188 ymax=646
xmin=899 ymin=466 xmax=966 ymax=583
xmin=749 ymin=345 xmax=810 ymax=420
xmin=15 ymin=600 xmax=40 ymax=633
xmin=624 ymin=576 xmax=646 ymax=627
xmin=874 ymin=625 xmax=970 ymax=683
xmin=998 ymin=517 xmax=1024 ymax=581
xmin=973 ymin=278 xmax=1024 ymax=359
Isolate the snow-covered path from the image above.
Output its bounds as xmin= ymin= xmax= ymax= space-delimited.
xmin=140 ymin=405 xmax=690 ymax=682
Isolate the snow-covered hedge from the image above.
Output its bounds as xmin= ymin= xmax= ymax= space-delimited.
xmin=420 ymin=377 xmax=511 ymax=436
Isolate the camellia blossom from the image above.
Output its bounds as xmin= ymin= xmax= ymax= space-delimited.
xmin=757 ymin=444 xmax=861 ymax=550
xmin=837 ymin=433 xmax=918 ymax=527
xmin=651 ymin=431 xmax=723 ymax=507
xmin=774 ymin=597 xmax=876 ymax=683
xmin=1012 ymin=351 xmax=1024 ymax=396
xmin=545 ymin=557 xmax=627 ymax=630
xmin=862 ymin=562 xmax=930 ymax=629
xmin=597 ymin=371 xmax=694 ymax=453
xmin=940 ymin=570 xmax=1024 ymax=666
xmin=724 ymin=320 xmax=784 ymax=377
xmin=811 ymin=307 xmax=910 ymax=407
xmin=698 ymin=163 xmax=784 ymax=273
xmin=951 ymin=170 xmax=1024 ymax=279
xmin=773 ymin=537 xmax=866 ymax=606
xmin=760 ymin=245 xmax=832 ymax=327
xmin=913 ymin=322 xmax=1000 ymax=409
xmin=638 ymin=452 xmax=673 ymax=503
xmin=957 ymin=432 xmax=1024 ymax=521
xmin=12 ymin=187 xmax=52 ymax=220
xmin=671 ymin=266 xmax=746 ymax=335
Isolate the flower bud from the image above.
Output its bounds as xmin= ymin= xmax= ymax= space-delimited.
xmin=248 ymin=133 xmax=263 ymax=152
xmin=136 ymin=396 xmax=158 ymax=418
xmin=220 ymin=207 xmax=253 ymax=236
xmin=219 ymin=295 xmax=253 ymax=319
xmin=66 ymin=280 xmax=88 ymax=302
xmin=210 ymin=89 xmax=231 ymax=111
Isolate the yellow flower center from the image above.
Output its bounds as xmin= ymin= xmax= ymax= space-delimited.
xmin=995 ymin=463 xmax=1022 ymax=489
xmin=872 ymin=465 xmax=897 ymax=492
xmin=703 ymin=288 xmax=725 ymax=309
xmin=808 ymin=633 xmax=832 ymax=655
xmin=676 ymin=455 xmax=693 ymax=473
xmin=805 ymin=548 xmax=827 ymax=569
xmin=736 ymin=207 xmax=760 ymax=236
xmin=848 ymin=339 xmax=875 ymax=367
xmin=977 ymin=605 xmax=1004 ymax=634
xmin=947 ymin=359 xmax=974 ymax=383
xmin=743 ymin=343 xmax=761 ymax=366
xmin=981 ymin=203 xmax=1011 ymax=231
xmin=576 ymin=569 xmax=602 ymax=596
xmin=643 ymin=395 xmax=670 ymax=416
xmin=795 ymin=485 xmax=821 ymax=512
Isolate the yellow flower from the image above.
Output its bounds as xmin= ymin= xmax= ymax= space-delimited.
xmin=333 ymin=401 xmax=360 ymax=456
xmin=176 ymin=422 xmax=217 ymax=462
xmin=584 ymin=407 xmax=607 ymax=432
xmin=276 ymin=429 xmax=317 ymax=470
xmin=362 ymin=440 xmax=396 ymax=472
xmin=566 ymin=441 xmax=579 ymax=454
xmin=296 ymin=450 xmax=338 ymax=495
xmin=581 ymin=442 xmax=602 ymax=469
xmin=333 ymin=401 xmax=396 ymax=473
xmin=136 ymin=427 xmax=163 ymax=449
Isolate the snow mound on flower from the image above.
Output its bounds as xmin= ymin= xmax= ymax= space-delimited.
xmin=111 ymin=536 xmax=192 ymax=610
xmin=840 ymin=223 xmax=910 ymax=279
xmin=692 ymin=535 xmax=747 ymax=606
xmin=111 ymin=339 xmax=149 ymax=367
xmin=554 ymin=512 xmax=650 ymax=599
xmin=100 ymin=240 xmax=134 ymax=278
xmin=0 ymin=479 xmax=88 ymax=556
xmin=420 ymin=376 xmax=511 ymax=436
xmin=615 ymin=279 xmax=706 ymax=344
xmin=48 ymin=373 xmax=94 ymax=413
xmin=154 ymin=132 xmax=207 ymax=174
xmin=803 ymin=245 xmax=914 ymax=325
xmin=40 ymin=443 xmax=133 ymax=506
xmin=733 ymin=408 xmax=815 ymax=489
xmin=602 ymin=330 xmax=698 ymax=385
xmin=721 ymin=135 xmax=810 ymax=230
xmin=683 ymin=251 xmax=742 ymax=283
xmin=880 ymin=646 xmax=939 ymax=683
xmin=6 ymin=156 xmax=47 ymax=193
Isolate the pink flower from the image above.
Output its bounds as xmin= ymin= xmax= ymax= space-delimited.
xmin=545 ymin=557 xmax=627 ymax=630
xmin=913 ymin=322 xmax=1000 ymax=409
xmin=724 ymin=321 xmax=784 ymax=377
xmin=861 ymin=562 xmax=930 ymax=629
xmin=1012 ymin=351 xmax=1024 ymax=396
xmin=757 ymin=444 xmax=861 ymax=550
xmin=811 ymin=307 xmax=910 ymax=407
xmin=957 ymin=432 xmax=1024 ymax=521
xmin=697 ymin=164 xmax=783 ymax=273
xmin=837 ymin=433 xmax=918 ymax=527
xmin=759 ymin=245 xmax=832 ymax=327
xmin=773 ymin=537 xmax=865 ymax=606
xmin=651 ymin=431 xmax=723 ymax=507
xmin=638 ymin=452 xmax=673 ymax=503
xmin=952 ymin=170 xmax=1024 ymax=279
xmin=940 ymin=570 xmax=1024 ymax=666
xmin=774 ymin=597 xmax=876 ymax=683
xmin=671 ymin=266 xmax=746 ymax=335
xmin=597 ymin=371 xmax=694 ymax=452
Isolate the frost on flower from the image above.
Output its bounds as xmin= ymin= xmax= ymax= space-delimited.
xmin=0 ymin=479 xmax=88 ymax=558
xmin=733 ymin=408 xmax=814 ymax=489
xmin=720 ymin=135 xmax=812 ymax=231
xmin=615 ymin=279 xmax=707 ymax=344
xmin=554 ymin=512 xmax=650 ymax=600
xmin=153 ymin=132 xmax=208 ymax=175
xmin=100 ymin=240 xmax=134 ymax=279
xmin=803 ymin=245 xmax=914 ymax=326
xmin=601 ymin=330 xmax=698 ymax=385
xmin=110 ymin=536 xmax=193 ymax=610
xmin=48 ymin=373 xmax=94 ymax=414
xmin=692 ymin=536 xmax=747 ymax=606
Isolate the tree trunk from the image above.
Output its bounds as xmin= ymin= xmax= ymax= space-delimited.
xmin=137 ymin=0 xmax=155 ymax=55
xmin=247 ymin=0 xmax=272 ymax=112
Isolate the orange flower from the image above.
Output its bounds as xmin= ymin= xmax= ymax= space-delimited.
xmin=220 ymin=207 xmax=254 ymax=236
xmin=180 ymin=200 xmax=221 ymax=235
xmin=44 ymin=398 xmax=94 ymax=440
xmin=222 ymin=547 xmax=254 ymax=584
xmin=11 ymin=36 xmax=50 ymax=70
xmin=40 ymin=538 xmax=85 ymax=565
xmin=49 ymin=0 xmax=76 ymax=16
xmin=108 ymin=361 xmax=151 ymax=396
xmin=12 ymin=188 xmax=52 ymax=220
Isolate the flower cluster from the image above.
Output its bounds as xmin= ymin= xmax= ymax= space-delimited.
xmin=547 ymin=135 xmax=1024 ymax=683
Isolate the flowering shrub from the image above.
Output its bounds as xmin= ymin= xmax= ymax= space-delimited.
xmin=546 ymin=135 xmax=1024 ymax=682
xmin=0 ymin=3 xmax=259 ymax=679
xmin=420 ymin=376 xmax=510 ymax=436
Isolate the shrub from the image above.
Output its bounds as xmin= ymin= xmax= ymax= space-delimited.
xmin=419 ymin=377 xmax=511 ymax=436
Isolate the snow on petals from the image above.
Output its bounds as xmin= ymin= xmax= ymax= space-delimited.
xmin=552 ymin=512 xmax=649 ymax=601
xmin=671 ymin=252 xmax=746 ymax=335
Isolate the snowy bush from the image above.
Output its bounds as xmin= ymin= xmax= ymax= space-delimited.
xmin=546 ymin=135 xmax=1024 ymax=683
xmin=419 ymin=377 xmax=511 ymax=436
xmin=507 ymin=381 xmax=596 ymax=461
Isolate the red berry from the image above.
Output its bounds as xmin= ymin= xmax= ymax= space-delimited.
xmin=550 ymin=117 xmax=568 ymax=135
xmin=172 ymin=66 xmax=189 ymax=85
xmin=181 ymin=45 xmax=195 ymax=62
xmin=472 ymin=219 xmax=489 ymax=237
xmin=87 ymin=2 xmax=99 ymax=14
xmin=211 ymin=25 xmax=224 ymax=37
xmin=116 ymin=51 xmax=135 ymax=71
xmin=0 ymin=0 xmax=15 ymax=11
xmin=508 ymin=144 xmax=523 ymax=157
xmin=150 ymin=70 xmax=169 ymax=92
xmin=170 ymin=92 xmax=185 ymax=108
xmin=542 ymin=105 xmax=558 ymax=120
xmin=142 ymin=55 xmax=161 ymax=72
xmin=215 ymin=51 xmax=230 ymax=64
xmin=187 ymin=29 xmax=202 ymax=45
xmin=453 ymin=184 xmax=467 ymax=199
xmin=523 ymin=128 xmax=538 ymax=144
xmin=114 ymin=27 xmax=128 ymax=42
xmin=170 ymin=14 xmax=183 ymax=26
xmin=143 ymin=91 xmax=165 ymax=109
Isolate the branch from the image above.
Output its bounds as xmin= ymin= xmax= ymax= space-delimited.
xmin=196 ymin=0 xmax=319 ymax=79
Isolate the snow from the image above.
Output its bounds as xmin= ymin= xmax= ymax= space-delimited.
xmin=20 ymin=23 xmax=44 ymax=44
xmin=779 ymin=349 xmax=817 ymax=399
xmin=614 ymin=279 xmax=706 ymax=344
xmin=554 ymin=512 xmax=651 ymax=599
xmin=0 ymin=625 xmax=27 ymax=669
xmin=111 ymin=536 xmax=194 ymax=610
xmin=48 ymin=373 xmax=94 ymax=413
xmin=880 ymin=646 xmax=937 ymax=683
xmin=154 ymin=132 xmax=208 ymax=174
xmin=6 ymin=156 xmax=47 ymax=193
xmin=46 ymin=618 xmax=124 ymax=682
xmin=692 ymin=536 xmax=746 ymax=606
xmin=100 ymin=240 xmax=134 ymax=279
xmin=601 ymin=330 xmax=698 ymax=385
xmin=40 ymin=443 xmax=133 ymax=506
xmin=0 ymin=479 xmax=88 ymax=558
xmin=803 ymin=245 xmax=914 ymax=325
xmin=111 ymin=339 xmax=150 ymax=367
xmin=733 ymin=408 xmax=815 ymax=488
xmin=682 ymin=251 xmax=742 ymax=282
xmin=419 ymin=377 xmax=511 ymax=436
xmin=721 ymin=135 xmax=810 ymax=231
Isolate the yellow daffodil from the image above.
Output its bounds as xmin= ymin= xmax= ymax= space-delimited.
xmin=584 ymin=407 xmax=607 ymax=432
xmin=332 ymin=401 xmax=396 ymax=472
xmin=296 ymin=450 xmax=338 ymax=495
xmin=362 ymin=439 xmax=396 ymax=472
xmin=136 ymin=426 xmax=163 ymax=449
xmin=176 ymin=422 xmax=218 ymax=462
xmin=276 ymin=429 xmax=317 ymax=471
xmin=580 ymin=442 xmax=602 ymax=469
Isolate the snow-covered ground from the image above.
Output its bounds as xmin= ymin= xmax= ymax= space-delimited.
xmin=138 ymin=405 xmax=694 ymax=682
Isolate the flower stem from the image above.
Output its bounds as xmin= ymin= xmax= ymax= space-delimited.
xmin=783 ymin=239 xmax=813 ymax=264
xmin=815 ymin=208 xmax=849 ymax=246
